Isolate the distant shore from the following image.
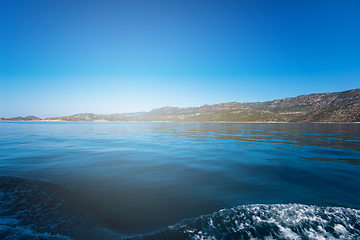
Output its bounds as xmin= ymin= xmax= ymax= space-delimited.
xmin=2 ymin=88 xmax=359 ymax=123
xmin=1 ymin=120 xmax=359 ymax=124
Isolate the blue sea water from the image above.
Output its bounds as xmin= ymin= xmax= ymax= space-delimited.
xmin=0 ymin=122 xmax=359 ymax=239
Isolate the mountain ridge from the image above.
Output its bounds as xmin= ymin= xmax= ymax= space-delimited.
xmin=1 ymin=88 xmax=359 ymax=123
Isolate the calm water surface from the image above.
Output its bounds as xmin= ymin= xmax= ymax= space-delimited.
xmin=0 ymin=122 xmax=359 ymax=238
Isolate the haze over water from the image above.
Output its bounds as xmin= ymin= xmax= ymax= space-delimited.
xmin=1 ymin=122 xmax=359 ymax=239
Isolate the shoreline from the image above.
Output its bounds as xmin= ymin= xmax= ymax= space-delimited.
xmin=0 ymin=120 xmax=359 ymax=124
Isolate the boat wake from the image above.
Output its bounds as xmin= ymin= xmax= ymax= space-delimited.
xmin=1 ymin=176 xmax=359 ymax=240
xmin=124 ymin=204 xmax=360 ymax=240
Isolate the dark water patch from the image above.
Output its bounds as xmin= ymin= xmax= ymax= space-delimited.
xmin=0 ymin=176 xmax=117 ymax=240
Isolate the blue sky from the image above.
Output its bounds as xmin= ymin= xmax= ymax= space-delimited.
xmin=1 ymin=0 xmax=359 ymax=118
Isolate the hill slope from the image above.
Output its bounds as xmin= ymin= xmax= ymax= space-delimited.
xmin=244 ymin=88 xmax=360 ymax=121
xmin=140 ymin=88 xmax=360 ymax=122
xmin=298 ymin=102 xmax=360 ymax=122
xmin=142 ymin=102 xmax=285 ymax=122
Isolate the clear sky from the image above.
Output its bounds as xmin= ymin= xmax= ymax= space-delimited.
xmin=1 ymin=0 xmax=359 ymax=118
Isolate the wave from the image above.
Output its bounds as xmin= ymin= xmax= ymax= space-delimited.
xmin=0 ymin=176 xmax=116 ymax=240
xmin=1 ymin=176 xmax=359 ymax=240
xmin=0 ymin=225 xmax=71 ymax=240
xmin=124 ymin=204 xmax=360 ymax=240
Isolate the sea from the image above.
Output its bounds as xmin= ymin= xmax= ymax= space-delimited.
xmin=0 ymin=121 xmax=359 ymax=240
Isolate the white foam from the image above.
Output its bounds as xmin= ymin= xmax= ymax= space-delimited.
xmin=334 ymin=224 xmax=348 ymax=234
xmin=277 ymin=225 xmax=300 ymax=239
xmin=169 ymin=203 xmax=360 ymax=240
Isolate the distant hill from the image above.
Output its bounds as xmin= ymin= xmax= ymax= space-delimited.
xmin=136 ymin=88 xmax=360 ymax=122
xmin=44 ymin=113 xmax=105 ymax=121
xmin=297 ymin=102 xmax=360 ymax=122
xmin=46 ymin=113 xmax=116 ymax=121
xmin=1 ymin=88 xmax=359 ymax=123
xmin=121 ymin=112 xmax=148 ymax=117
xmin=244 ymin=88 xmax=360 ymax=122
xmin=147 ymin=102 xmax=247 ymax=116
xmin=43 ymin=112 xmax=149 ymax=121
xmin=142 ymin=102 xmax=284 ymax=122
xmin=0 ymin=115 xmax=42 ymax=121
